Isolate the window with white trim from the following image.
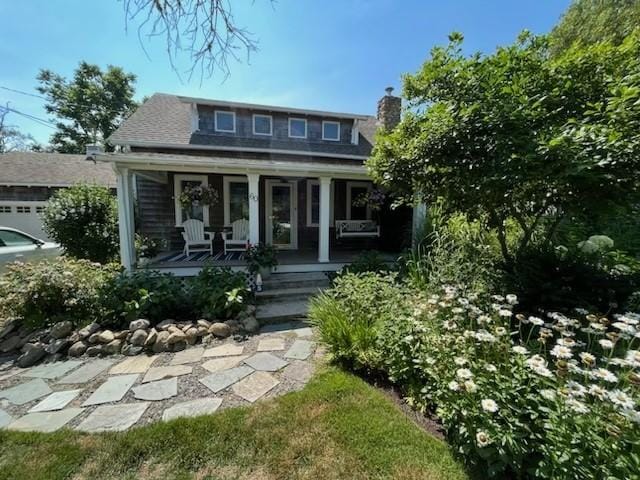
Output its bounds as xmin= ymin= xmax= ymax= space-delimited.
xmin=253 ymin=114 xmax=272 ymax=136
xmin=346 ymin=181 xmax=372 ymax=220
xmin=0 ymin=206 xmax=11 ymax=213
xmin=223 ymin=176 xmax=249 ymax=225
xmin=16 ymin=206 xmax=32 ymax=214
xmin=215 ymin=110 xmax=236 ymax=132
xmin=306 ymin=180 xmax=334 ymax=227
xmin=322 ymin=121 xmax=340 ymax=141
xmin=288 ymin=118 xmax=307 ymax=138
xmin=174 ymin=174 xmax=210 ymax=226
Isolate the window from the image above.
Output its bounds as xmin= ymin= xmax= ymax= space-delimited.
xmin=36 ymin=206 xmax=45 ymax=214
xmin=0 ymin=206 xmax=11 ymax=213
xmin=223 ymin=176 xmax=249 ymax=225
xmin=174 ymin=174 xmax=210 ymax=226
xmin=306 ymin=180 xmax=334 ymax=227
xmin=288 ymin=118 xmax=307 ymax=138
xmin=215 ymin=110 xmax=236 ymax=132
xmin=346 ymin=181 xmax=372 ymax=220
xmin=253 ymin=114 xmax=272 ymax=136
xmin=322 ymin=121 xmax=340 ymax=141
xmin=0 ymin=230 xmax=36 ymax=247
xmin=16 ymin=206 xmax=32 ymax=214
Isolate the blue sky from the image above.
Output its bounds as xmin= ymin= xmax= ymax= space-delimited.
xmin=0 ymin=0 xmax=570 ymax=145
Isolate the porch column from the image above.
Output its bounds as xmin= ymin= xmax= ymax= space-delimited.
xmin=115 ymin=166 xmax=136 ymax=271
xmin=247 ymin=173 xmax=260 ymax=245
xmin=318 ymin=176 xmax=332 ymax=263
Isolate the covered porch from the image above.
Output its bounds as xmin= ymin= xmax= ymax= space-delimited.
xmin=106 ymin=152 xmax=412 ymax=275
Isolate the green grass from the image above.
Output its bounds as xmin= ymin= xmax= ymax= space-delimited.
xmin=0 ymin=369 xmax=470 ymax=480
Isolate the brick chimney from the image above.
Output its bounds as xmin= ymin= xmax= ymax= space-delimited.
xmin=377 ymin=86 xmax=401 ymax=130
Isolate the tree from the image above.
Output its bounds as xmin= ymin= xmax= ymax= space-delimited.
xmin=368 ymin=32 xmax=640 ymax=264
xmin=123 ymin=0 xmax=271 ymax=81
xmin=37 ymin=62 xmax=138 ymax=153
xmin=550 ymin=0 xmax=640 ymax=54
xmin=0 ymin=103 xmax=36 ymax=153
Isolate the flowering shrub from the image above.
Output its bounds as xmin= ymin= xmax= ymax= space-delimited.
xmin=178 ymin=184 xmax=219 ymax=210
xmin=135 ymin=234 xmax=163 ymax=259
xmin=188 ymin=265 xmax=249 ymax=320
xmin=378 ymin=286 xmax=640 ymax=479
xmin=0 ymin=258 xmax=117 ymax=330
xmin=42 ymin=184 xmax=118 ymax=263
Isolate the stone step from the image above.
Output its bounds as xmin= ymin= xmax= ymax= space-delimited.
xmin=262 ymin=274 xmax=330 ymax=291
xmin=256 ymin=300 xmax=310 ymax=324
xmin=255 ymin=286 xmax=322 ymax=302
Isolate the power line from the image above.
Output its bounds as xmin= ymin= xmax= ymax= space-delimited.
xmin=0 ymin=86 xmax=47 ymax=100
xmin=0 ymin=104 xmax=56 ymax=129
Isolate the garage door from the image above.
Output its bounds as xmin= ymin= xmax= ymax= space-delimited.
xmin=0 ymin=201 xmax=52 ymax=241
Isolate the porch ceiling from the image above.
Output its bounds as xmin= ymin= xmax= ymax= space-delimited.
xmin=93 ymin=152 xmax=370 ymax=180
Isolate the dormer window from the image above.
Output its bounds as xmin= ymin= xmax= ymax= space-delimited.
xmin=322 ymin=121 xmax=340 ymax=141
xmin=215 ymin=110 xmax=236 ymax=133
xmin=253 ymin=114 xmax=272 ymax=136
xmin=288 ymin=118 xmax=307 ymax=138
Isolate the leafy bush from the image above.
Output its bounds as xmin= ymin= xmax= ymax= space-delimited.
xmin=245 ymin=243 xmax=278 ymax=275
xmin=42 ymin=184 xmax=118 ymax=263
xmin=0 ymin=258 xmax=117 ymax=330
xmin=100 ymin=270 xmax=191 ymax=327
xmin=309 ymin=272 xmax=408 ymax=370
xmin=188 ymin=265 xmax=249 ymax=320
xmin=342 ymin=250 xmax=392 ymax=275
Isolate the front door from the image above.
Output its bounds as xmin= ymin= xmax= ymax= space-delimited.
xmin=266 ymin=180 xmax=297 ymax=249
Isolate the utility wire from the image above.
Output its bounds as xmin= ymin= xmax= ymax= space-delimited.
xmin=0 ymin=86 xmax=47 ymax=100
xmin=0 ymin=104 xmax=56 ymax=129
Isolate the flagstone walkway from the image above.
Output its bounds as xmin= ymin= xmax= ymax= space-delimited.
xmin=0 ymin=321 xmax=323 ymax=433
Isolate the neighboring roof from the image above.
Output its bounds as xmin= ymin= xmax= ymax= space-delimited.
xmin=0 ymin=152 xmax=117 ymax=187
xmin=109 ymin=93 xmax=379 ymax=159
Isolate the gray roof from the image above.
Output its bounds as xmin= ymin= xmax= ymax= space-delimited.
xmin=109 ymin=93 xmax=379 ymax=158
xmin=0 ymin=152 xmax=117 ymax=187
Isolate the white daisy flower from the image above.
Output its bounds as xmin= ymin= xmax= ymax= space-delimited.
xmin=588 ymin=385 xmax=607 ymax=400
xmin=540 ymin=389 xmax=556 ymax=401
xmin=464 ymin=380 xmax=478 ymax=393
xmin=512 ymin=345 xmax=528 ymax=355
xmin=529 ymin=316 xmax=544 ymax=326
xmin=454 ymin=357 xmax=468 ymax=366
xmin=448 ymin=381 xmax=460 ymax=392
xmin=566 ymin=398 xmax=588 ymax=414
xmin=506 ymin=294 xmax=518 ymax=305
xmin=599 ymin=339 xmax=614 ymax=350
xmin=579 ymin=352 xmax=596 ymax=366
xmin=456 ymin=368 xmax=473 ymax=380
xmin=485 ymin=364 xmax=497 ymax=373
xmin=609 ymin=390 xmax=635 ymax=410
xmin=481 ymin=399 xmax=499 ymax=413
xmin=550 ymin=345 xmax=573 ymax=359
xmin=476 ymin=431 xmax=492 ymax=447
xmin=591 ymin=368 xmax=618 ymax=383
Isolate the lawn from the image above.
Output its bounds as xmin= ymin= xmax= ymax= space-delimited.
xmin=0 ymin=368 xmax=470 ymax=480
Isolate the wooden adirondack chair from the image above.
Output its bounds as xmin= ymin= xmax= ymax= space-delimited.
xmin=182 ymin=219 xmax=214 ymax=256
xmin=222 ymin=218 xmax=249 ymax=254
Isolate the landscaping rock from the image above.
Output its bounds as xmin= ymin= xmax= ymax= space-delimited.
xmin=0 ymin=334 xmax=22 ymax=353
xmin=129 ymin=319 xmax=150 ymax=331
xmin=242 ymin=316 xmax=260 ymax=333
xmin=197 ymin=326 xmax=208 ymax=336
xmin=49 ymin=321 xmax=73 ymax=339
xmin=88 ymin=333 xmax=100 ymax=344
xmin=130 ymin=329 xmax=148 ymax=346
xmin=167 ymin=330 xmax=186 ymax=344
xmin=97 ymin=330 xmax=115 ymax=344
xmin=17 ymin=343 xmax=46 ymax=368
xmin=78 ymin=322 xmax=100 ymax=339
xmin=209 ymin=322 xmax=231 ymax=338
xmin=171 ymin=341 xmax=187 ymax=352
xmin=103 ymin=339 xmax=123 ymax=354
xmin=86 ymin=345 xmax=103 ymax=357
xmin=122 ymin=344 xmax=143 ymax=356
xmin=152 ymin=331 xmax=171 ymax=353
xmin=156 ymin=319 xmax=176 ymax=331
xmin=144 ymin=328 xmax=158 ymax=347
xmin=0 ymin=320 xmax=17 ymax=339
xmin=68 ymin=332 xmax=80 ymax=344
xmin=197 ymin=319 xmax=211 ymax=329
xmin=67 ymin=341 xmax=88 ymax=357
xmin=45 ymin=339 xmax=71 ymax=355
xmin=114 ymin=330 xmax=129 ymax=340
xmin=185 ymin=328 xmax=198 ymax=345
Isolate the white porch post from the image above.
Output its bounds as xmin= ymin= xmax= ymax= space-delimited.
xmin=247 ymin=173 xmax=260 ymax=245
xmin=115 ymin=166 xmax=136 ymax=271
xmin=318 ymin=176 xmax=332 ymax=263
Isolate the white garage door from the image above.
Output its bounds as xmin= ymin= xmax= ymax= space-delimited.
xmin=0 ymin=201 xmax=51 ymax=241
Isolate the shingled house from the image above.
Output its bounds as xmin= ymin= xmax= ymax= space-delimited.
xmin=89 ymin=89 xmax=412 ymax=275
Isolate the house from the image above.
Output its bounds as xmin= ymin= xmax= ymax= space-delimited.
xmin=0 ymin=152 xmax=116 ymax=240
xmin=89 ymin=89 xmax=413 ymax=275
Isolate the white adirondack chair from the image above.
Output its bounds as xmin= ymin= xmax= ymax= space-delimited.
xmin=222 ymin=218 xmax=249 ymax=254
xmin=181 ymin=219 xmax=214 ymax=256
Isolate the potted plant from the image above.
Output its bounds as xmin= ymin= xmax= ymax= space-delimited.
xmin=245 ymin=243 xmax=278 ymax=286
xmin=178 ymin=184 xmax=219 ymax=218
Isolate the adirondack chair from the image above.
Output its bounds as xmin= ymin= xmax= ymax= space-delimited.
xmin=181 ymin=219 xmax=214 ymax=256
xmin=222 ymin=218 xmax=249 ymax=254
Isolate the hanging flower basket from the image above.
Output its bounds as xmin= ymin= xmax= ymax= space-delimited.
xmin=179 ymin=184 xmax=220 ymax=210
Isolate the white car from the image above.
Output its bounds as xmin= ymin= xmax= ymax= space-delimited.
xmin=0 ymin=227 xmax=60 ymax=272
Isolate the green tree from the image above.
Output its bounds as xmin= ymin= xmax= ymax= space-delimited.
xmin=368 ymin=32 xmax=640 ymax=264
xmin=37 ymin=62 xmax=137 ymax=153
xmin=551 ymin=0 xmax=640 ymax=54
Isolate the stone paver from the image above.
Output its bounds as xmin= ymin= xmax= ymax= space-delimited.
xmin=133 ymin=378 xmax=178 ymax=401
xmin=256 ymin=337 xmax=286 ymax=352
xmin=162 ymin=398 xmax=222 ymax=421
xmin=170 ymin=346 xmax=204 ymax=365
xmin=244 ymin=352 xmax=288 ymax=372
xmin=29 ymin=389 xmax=81 ymax=413
xmin=21 ymin=360 xmax=83 ymax=380
xmin=282 ymin=360 xmax=315 ymax=383
xmin=76 ymin=403 xmax=149 ymax=432
xmin=200 ymin=365 xmax=254 ymax=393
xmin=0 ymin=370 xmax=19 ymax=382
xmin=0 ymin=378 xmax=52 ymax=405
xmin=0 ymin=408 xmax=12 ymax=428
xmin=109 ymin=355 xmax=157 ymax=374
xmin=82 ymin=374 xmax=138 ymax=406
xmin=284 ymin=340 xmax=315 ymax=360
xmin=201 ymin=355 xmax=248 ymax=373
xmin=294 ymin=327 xmax=313 ymax=337
xmin=8 ymin=408 xmax=84 ymax=432
xmin=57 ymin=359 xmax=113 ymax=384
xmin=142 ymin=365 xmax=192 ymax=383
xmin=232 ymin=371 xmax=279 ymax=402
xmin=203 ymin=344 xmax=244 ymax=357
